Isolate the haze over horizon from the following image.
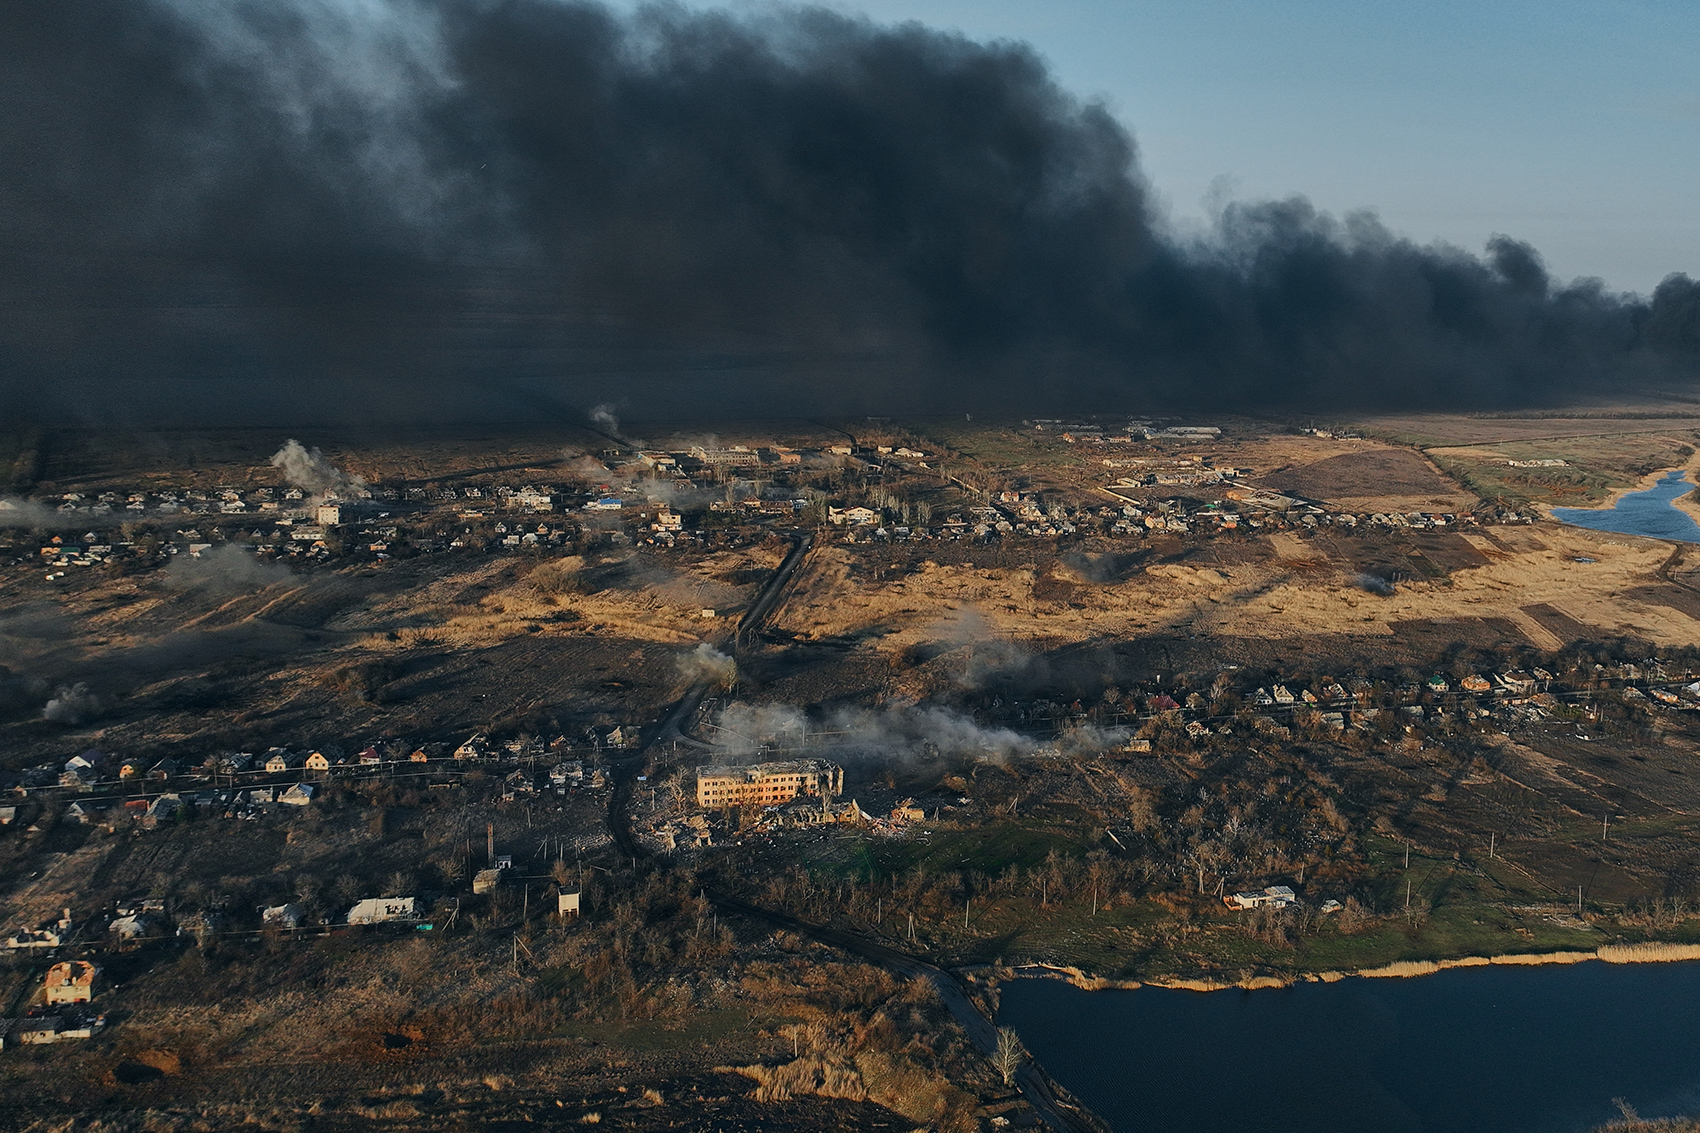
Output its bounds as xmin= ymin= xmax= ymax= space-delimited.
xmin=3 ymin=0 xmax=1698 ymax=427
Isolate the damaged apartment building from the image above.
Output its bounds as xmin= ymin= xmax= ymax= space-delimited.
xmin=693 ymin=758 xmax=862 ymax=831
xmin=696 ymin=758 xmax=844 ymax=808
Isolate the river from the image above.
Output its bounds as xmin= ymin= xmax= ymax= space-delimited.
xmin=1552 ymin=470 xmax=1700 ymax=543
xmin=999 ymin=961 xmax=1700 ymax=1133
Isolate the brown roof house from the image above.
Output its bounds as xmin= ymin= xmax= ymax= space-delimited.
xmin=44 ymin=960 xmax=98 ymax=1005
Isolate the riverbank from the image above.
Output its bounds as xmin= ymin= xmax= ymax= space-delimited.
xmin=1537 ymin=458 xmax=1700 ymax=531
xmin=1007 ymin=941 xmax=1700 ymax=994
xmin=998 ymin=952 xmax=1700 ymax=1133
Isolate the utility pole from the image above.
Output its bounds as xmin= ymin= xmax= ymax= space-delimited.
xmin=1406 ymin=878 xmax=1412 ymax=910
xmin=1602 ymin=815 xmax=1610 ymax=844
xmin=1405 ymin=843 xmax=1410 ymax=869
xmin=909 ymin=912 xmax=915 ymax=944
xmin=1577 ymin=885 xmax=1584 ymax=915
xmin=965 ymin=897 xmax=970 ymax=930
xmin=1489 ymin=832 xmax=1496 ymax=861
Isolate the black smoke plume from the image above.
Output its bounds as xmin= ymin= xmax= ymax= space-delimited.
xmin=3 ymin=0 xmax=1698 ymax=426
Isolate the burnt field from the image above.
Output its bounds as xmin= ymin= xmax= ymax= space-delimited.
xmin=0 ymin=544 xmax=777 ymax=769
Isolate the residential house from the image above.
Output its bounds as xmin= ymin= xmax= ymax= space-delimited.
xmin=455 ymin=733 xmax=491 ymax=760
xmin=65 ymin=750 xmax=106 ymax=775
xmin=65 ymin=801 xmax=109 ymax=827
xmin=141 ymin=794 xmax=182 ymax=828
xmin=278 ymin=783 xmax=315 ymax=807
xmin=109 ymin=915 xmax=154 ymax=943
xmin=59 ymin=766 xmax=97 ymax=791
xmin=1498 ymin=672 xmax=1537 ymax=696
xmin=1224 ymin=885 xmax=1298 ymax=910
xmin=304 ymin=750 xmax=333 ymax=773
xmin=44 ymin=961 xmax=98 ymax=1004
xmin=511 ymin=486 xmax=555 ymax=512
xmin=5 ymin=909 xmax=73 ymax=949
xmin=264 ymin=749 xmax=302 ymax=773
xmin=828 ymin=506 xmax=880 ymax=526
xmin=147 ymin=757 xmax=179 ymax=781
xmin=1460 ymin=674 xmax=1493 ymax=694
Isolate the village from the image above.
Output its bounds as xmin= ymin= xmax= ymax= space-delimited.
xmin=4 ymin=420 xmax=1552 ymax=581
xmin=5 ymin=413 xmax=1700 ymax=1130
xmin=4 ymin=622 xmax=1698 ymax=1053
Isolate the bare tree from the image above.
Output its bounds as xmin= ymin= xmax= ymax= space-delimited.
xmin=992 ymin=1026 xmax=1025 ymax=1088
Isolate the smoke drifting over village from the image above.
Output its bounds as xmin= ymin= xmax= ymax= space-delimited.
xmin=4 ymin=0 xmax=1699 ymax=425
xmin=269 ymin=441 xmax=366 ymax=499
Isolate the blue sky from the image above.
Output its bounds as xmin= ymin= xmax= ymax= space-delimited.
xmin=629 ymin=0 xmax=1700 ymax=294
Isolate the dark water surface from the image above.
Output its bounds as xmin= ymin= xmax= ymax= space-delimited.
xmin=999 ymin=962 xmax=1700 ymax=1133
xmin=1552 ymin=469 xmax=1700 ymax=543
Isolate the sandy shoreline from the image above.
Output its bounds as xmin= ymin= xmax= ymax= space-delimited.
xmin=1012 ymin=941 xmax=1700 ymax=994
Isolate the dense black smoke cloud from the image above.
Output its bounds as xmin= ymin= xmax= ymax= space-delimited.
xmin=3 ymin=0 xmax=1699 ymax=426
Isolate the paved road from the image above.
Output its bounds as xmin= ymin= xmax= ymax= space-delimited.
xmin=736 ymin=532 xmax=812 ymax=651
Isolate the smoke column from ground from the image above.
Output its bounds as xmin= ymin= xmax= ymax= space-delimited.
xmin=270 ymin=440 xmax=365 ymax=497
xmin=42 ymin=682 xmax=103 ymax=725
xmin=713 ymin=700 xmax=1063 ymax=765
xmin=678 ymin=643 xmax=737 ymax=690
xmin=3 ymin=0 xmax=1699 ymax=426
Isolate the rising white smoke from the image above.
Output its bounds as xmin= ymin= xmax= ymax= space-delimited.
xmin=0 ymin=498 xmax=80 ymax=529
xmin=678 ymin=643 xmax=737 ymax=690
xmin=42 ymin=682 xmax=102 ymax=724
xmin=589 ymin=403 xmax=622 ymax=436
xmin=709 ymin=700 xmax=1071 ymax=765
xmin=166 ymin=544 xmax=292 ymax=594
xmin=269 ymin=439 xmax=366 ymax=497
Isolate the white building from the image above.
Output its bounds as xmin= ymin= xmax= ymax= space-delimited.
xmin=1225 ymin=885 xmax=1298 ymax=910
xmin=346 ymin=897 xmax=418 ymax=925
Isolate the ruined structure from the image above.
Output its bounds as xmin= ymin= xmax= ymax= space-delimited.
xmin=44 ymin=960 xmax=98 ymax=1005
xmin=695 ymin=759 xmax=843 ymax=808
